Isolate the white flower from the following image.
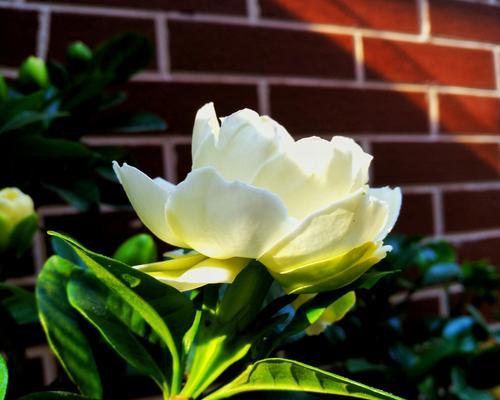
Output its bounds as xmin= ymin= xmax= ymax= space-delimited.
xmin=0 ymin=187 xmax=35 ymax=249
xmin=114 ymin=103 xmax=401 ymax=293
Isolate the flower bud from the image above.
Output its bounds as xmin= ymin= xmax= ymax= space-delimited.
xmin=67 ymin=41 xmax=93 ymax=63
xmin=18 ymin=56 xmax=49 ymax=89
xmin=0 ymin=188 xmax=35 ymax=250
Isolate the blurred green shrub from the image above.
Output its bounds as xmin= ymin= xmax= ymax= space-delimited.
xmin=0 ymin=33 xmax=166 ymax=212
xmin=285 ymin=236 xmax=499 ymax=399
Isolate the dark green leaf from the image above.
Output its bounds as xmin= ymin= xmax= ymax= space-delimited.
xmin=7 ymin=213 xmax=38 ymax=257
xmin=48 ymin=231 xmax=195 ymax=394
xmin=94 ymin=33 xmax=153 ymax=84
xmin=98 ymin=112 xmax=166 ymax=133
xmin=423 ymin=262 xmax=462 ymax=285
xmin=0 ymin=110 xmax=67 ymax=135
xmin=450 ymin=368 xmax=493 ymax=400
xmin=442 ymin=317 xmax=475 ymax=339
xmin=18 ymin=392 xmax=94 ymax=400
xmin=0 ymin=283 xmax=38 ymax=325
xmin=346 ymin=358 xmax=389 ymax=374
xmin=67 ymin=270 xmax=167 ymax=389
xmin=51 ymin=236 xmax=86 ymax=268
xmin=45 ymin=180 xmax=100 ymax=212
xmin=36 ymin=256 xmax=102 ymax=398
xmin=283 ymin=271 xmax=393 ymax=339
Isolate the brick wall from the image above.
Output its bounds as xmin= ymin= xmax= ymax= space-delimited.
xmin=1 ymin=0 xmax=499 ymax=394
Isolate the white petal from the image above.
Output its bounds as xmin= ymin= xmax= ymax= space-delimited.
xmin=166 ymin=167 xmax=295 ymax=259
xmin=369 ymin=187 xmax=402 ymax=241
xmin=153 ymin=177 xmax=176 ymax=192
xmin=113 ymin=162 xmax=186 ymax=247
xmin=252 ymin=136 xmax=372 ymax=219
xmin=192 ymin=107 xmax=294 ymax=183
xmin=260 ymin=188 xmax=389 ymax=273
xmin=134 ymin=255 xmax=249 ymax=292
xmin=192 ymin=102 xmax=220 ymax=162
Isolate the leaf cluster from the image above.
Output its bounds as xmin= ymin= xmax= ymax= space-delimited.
xmin=285 ymin=235 xmax=499 ymax=400
xmin=9 ymin=232 xmax=404 ymax=400
xmin=0 ymin=34 xmax=166 ymax=212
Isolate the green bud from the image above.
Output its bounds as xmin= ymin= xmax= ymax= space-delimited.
xmin=0 ymin=211 xmax=11 ymax=250
xmin=0 ymin=75 xmax=7 ymax=102
xmin=0 ymin=188 xmax=35 ymax=252
xmin=18 ymin=56 xmax=49 ymax=89
xmin=67 ymin=41 xmax=93 ymax=62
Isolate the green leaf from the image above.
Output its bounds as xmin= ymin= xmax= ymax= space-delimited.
xmin=36 ymin=256 xmax=102 ymax=398
xmin=217 ymin=261 xmax=272 ymax=332
xmin=48 ymin=231 xmax=195 ymax=395
xmin=98 ymin=112 xmax=166 ymax=133
xmin=346 ymin=358 xmax=389 ymax=374
xmin=283 ymin=271 xmax=391 ymax=339
xmin=51 ymin=236 xmax=86 ymax=268
xmin=359 ymin=270 xmax=400 ymax=290
xmin=0 ymin=354 xmax=7 ymax=400
xmin=67 ymin=269 xmax=167 ymax=388
xmin=423 ymin=262 xmax=462 ymax=285
xmin=45 ymin=180 xmax=100 ymax=212
xmin=0 ymin=75 xmax=7 ymax=102
xmin=16 ymin=136 xmax=99 ymax=162
xmin=94 ymin=33 xmax=153 ymax=83
xmin=113 ymin=233 xmax=157 ymax=265
xmin=7 ymin=213 xmax=38 ymax=257
xmin=0 ymin=110 xmax=68 ymax=135
xmin=450 ymin=368 xmax=493 ymax=400
xmin=204 ymin=358 xmax=404 ymax=400
xmin=0 ymin=283 xmax=38 ymax=325
xmin=18 ymin=392 xmax=94 ymax=400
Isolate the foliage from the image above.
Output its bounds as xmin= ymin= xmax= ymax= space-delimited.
xmin=284 ymin=235 xmax=499 ymax=399
xmin=31 ymin=231 xmax=403 ymax=400
xmin=0 ymin=33 xmax=166 ymax=398
xmin=0 ymin=34 xmax=166 ymax=212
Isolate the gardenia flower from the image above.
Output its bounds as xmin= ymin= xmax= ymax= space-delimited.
xmin=113 ymin=103 xmax=401 ymax=294
xmin=0 ymin=187 xmax=34 ymax=249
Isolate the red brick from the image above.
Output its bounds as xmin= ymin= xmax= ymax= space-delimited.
xmin=175 ymin=144 xmax=192 ymax=182
xmin=119 ymin=81 xmax=258 ymax=133
xmin=364 ymin=38 xmax=496 ymax=89
xmin=169 ymin=21 xmax=354 ymax=78
xmin=394 ymin=193 xmax=435 ymax=236
xmin=126 ymin=145 xmax=165 ymax=177
xmin=439 ymin=94 xmax=500 ymax=135
xmin=406 ymin=296 xmax=443 ymax=319
xmin=444 ymin=190 xmax=500 ymax=233
xmin=0 ymin=9 xmax=38 ymax=67
xmin=372 ymin=142 xmax=499 ymax=185
xmin=49 ymin=13 xmax=157 ymax=70
xmin=270 ymin=85 xmax=428 ymax=134
xmin=260 ymin=0 xmax=419 ymax=33
xmin=430 ymin=0 xmax=500 ymax=44
xmin=458 ymin=237 xmax=500 ymax=266
xmin=44 ymin=210 xmax=149 ymax=255
xmin=28 ymin=0 xmax=246 ymax=15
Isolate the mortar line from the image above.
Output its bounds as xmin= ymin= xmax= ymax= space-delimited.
xmin=354 ymin=33 xmax=365 ymax=83
xmin=257 ymin=79 xmax=271 ymax=115
xmin=155 ymin=13 xmax=170 ymax=78
xmin=432 ymin=187 xmax=445 ymax=236
xmin=418 ymin=0 xmax=431 ymax=40
xmin=36 ymin=6 xmax=50 ymax=59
